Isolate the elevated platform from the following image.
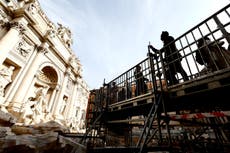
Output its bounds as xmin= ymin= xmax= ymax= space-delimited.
xmin=107 ymin=67 xmax=230 ymax=117
xmin=83 ymin=4 xmax=230 ymax=153
xmin=166 ymin=68 xmax=230 ymax=112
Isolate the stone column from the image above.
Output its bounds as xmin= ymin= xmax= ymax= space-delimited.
xmin=0 ymin=21 xmax=26 ymax=65
xmin=9 ymin=43 xmax=48 ymax=110
xmin=1 ymin=46 xmax=37 ymax=113
xmin=53 ymin=67 xmax=70 ymax=116
xmin=48 ymin=86 xmax=59 ymax=112
xmin=5 ymin=45 xmax=38 ymax=102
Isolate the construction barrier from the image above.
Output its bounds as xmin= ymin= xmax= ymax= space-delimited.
xmin=169 ymin=111 xmax=230 ymax=120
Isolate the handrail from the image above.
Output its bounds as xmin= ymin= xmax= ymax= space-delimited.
xmin=100 ymin=3 xmax=230 ymax=107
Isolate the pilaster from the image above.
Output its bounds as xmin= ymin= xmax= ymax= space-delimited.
xmin=10 ymin=43 xmax=48 ymax=107
xmin=53 ymin=67 xmax=71 ymax=116
xmin=65 ymin=78 xmax=78 ymax=119
xmin=0 ymin=20 xmax=26 ymax=65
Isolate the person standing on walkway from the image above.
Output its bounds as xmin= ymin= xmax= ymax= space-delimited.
xmin=148 ymin=31 xmax=189 ymax=85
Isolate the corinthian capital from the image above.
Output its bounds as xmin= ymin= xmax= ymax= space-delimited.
xmin=37 ymin=43 xmax=48 ymax=54
xmin=10 ymin=21 xmax=25 ymax=34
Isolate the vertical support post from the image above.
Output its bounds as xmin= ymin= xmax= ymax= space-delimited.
xmin=213 ymin=15 xmax=230 ymax=44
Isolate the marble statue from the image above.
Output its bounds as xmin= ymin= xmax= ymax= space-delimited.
xmin=20 ymin=85 xmax=50 ymax=124
xmin=0 ymin=66 xmax=15 ymax=97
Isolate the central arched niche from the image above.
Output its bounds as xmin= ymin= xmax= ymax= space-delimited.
xmin=38 ymin=66 xmax=58 ymax=84
xmin=35 ymin=65 xmax=59 ymax=114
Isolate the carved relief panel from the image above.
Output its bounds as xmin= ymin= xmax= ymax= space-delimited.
xmin=66 ymin=78 xmax=73 ymax=93
xmin=15 ymin=39 xmax=33 ymax=58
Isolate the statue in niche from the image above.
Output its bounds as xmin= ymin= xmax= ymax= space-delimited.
xmin=66 ymin=79 xmax=73 ymax=90
xmin=59 ymin=96 xmax=68 ymax=115
xmin=0 ymin=66 xmax=15 ymax=97
xmin=33 ymin=86 xmax=49 ymax=115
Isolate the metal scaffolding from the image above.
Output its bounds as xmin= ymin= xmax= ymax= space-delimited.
xmin=62 ymin=3 xmax=230 ymax=153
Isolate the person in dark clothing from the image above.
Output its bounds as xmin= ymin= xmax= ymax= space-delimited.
xmin=196 ymin=36 xmax=230 ymax=72
xmin=125 ymin=80 xmax=132 ymax=99
xmin=118 ymin=80 xmax=132 ymax=101
xmin=110 ymin=82 xmax=118 ymax=104
xmin=134 ymin=65 xmax=148 ymax=96
xmin=148 ymin=31 xmax=189 ymax=85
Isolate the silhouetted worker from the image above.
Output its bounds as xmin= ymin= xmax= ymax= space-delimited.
xmin=118 ymin=80 xmax=132 ymax=101
xmin=110 ymin=82 xmax=118 ymax=104
xmin=125 ymin=80 xmax=132 ymax=99
xmin=195 ymin=36 xmax=210 ymax=66
xmin=148 ymin=31 xmax=189 ymax=85
xmin=196 ymin=36 xmax=230 ymax=72
xmin=134 ymin=65 xmax=148 ymax=96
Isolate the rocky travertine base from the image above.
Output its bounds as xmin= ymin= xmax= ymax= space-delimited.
xmin=0 ymin=110 xmax=16 ymax=126
xmin=0 ymin=110 xmax=73 ymax=153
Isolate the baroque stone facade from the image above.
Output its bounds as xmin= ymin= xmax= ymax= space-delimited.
xmin=0 ymin=0 xmax=89 ymax=133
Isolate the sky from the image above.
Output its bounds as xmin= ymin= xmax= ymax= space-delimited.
xmin=39 ymin=0 xmax=230 ymax=90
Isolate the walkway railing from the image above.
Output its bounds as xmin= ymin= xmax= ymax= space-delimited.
xmin=103 ymin=3 xmax=230 ymax=106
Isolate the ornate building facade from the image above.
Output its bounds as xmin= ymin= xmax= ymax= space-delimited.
xmin=0 ymin=0 xmax=89 ymax=133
